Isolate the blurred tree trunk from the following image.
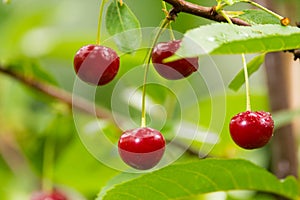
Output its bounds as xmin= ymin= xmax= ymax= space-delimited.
xmin=265 ymin=52 xmax=298 ymax=178
xmin=256 ymin=0 xmax=299 ymax=199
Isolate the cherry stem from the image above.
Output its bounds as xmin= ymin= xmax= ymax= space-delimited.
xmin=169 ymin=24 xmax=175 ymax=40
xmin=141 ymin=18 xmax=170 ymax=127
xmin=219 ymin=10 xmax=233 ymax=25
xmin=96 ymin=0 xmax=106 ymax=45
xmin=218 ymin=4 xmax=250 ymax=112
xmin=220 ymin=6 xmax=251 ymax=111
xmin=215 ymin=4 xmax=234 ymax=25
xmin=242 ymin=0 xmax=283 ymax=20
xmin=242 ymin=53 xmax=251 ymax=111
xmin=162 ymin=1 xmax=175 ymax=40
xmin=215 ymin=2 xmax=227 ymax=12
xmin=42 ymin=134 xmax=55 ymax=193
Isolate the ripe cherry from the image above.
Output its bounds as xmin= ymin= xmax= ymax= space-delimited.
xmin=31 ymin=190 xmax=67 ymax=200
xmin=151 ymin=40 xmax=198 ymax=80
xmin=118 ymin=127 xmax=165 ymax=170
xmin=229 ymin=111 xmax=274 ymax=149
xmin=73 ymin=44 xmax=120 ymax=86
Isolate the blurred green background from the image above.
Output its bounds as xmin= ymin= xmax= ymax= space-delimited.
xmin=0 ymin=0 xmax=297 ymax=199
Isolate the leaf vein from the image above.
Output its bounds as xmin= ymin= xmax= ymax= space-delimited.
xmin=152 ymin=173 xmax=193 ymax=196
xmin=177 ymin=168 xmax=219 ymax=190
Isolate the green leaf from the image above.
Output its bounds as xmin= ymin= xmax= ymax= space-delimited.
xmin=105 ymin=1 xmax=141 ymax=53
xmin=236 ymin=9 xmax=280 ymax=25
xmin=217 ymin=0 xmax=243 ymax=5
xmin=97 ymin=159 xmax=299 ymax=200
xmin=173 ymin=24 xmax=300 ymax=58
xmin=224 ymin=0 xmax=242 ymax=5
xmin=229 ymin=53 xmax=265 ymax=91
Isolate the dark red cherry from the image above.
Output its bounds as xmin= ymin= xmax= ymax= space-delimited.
xmin=31 ymin=190 xmax=67 ymax=200
xmin=229 ymin=111 xmax=274 ymax=149
xmin=118 ymin=127 xmax=165 ymax=170
xmin=73 ymin=44 xmax=120 ymax=86
xmin=151 ymin=40 xmax=198 ymax=80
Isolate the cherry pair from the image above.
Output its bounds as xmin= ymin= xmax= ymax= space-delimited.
xmin=119 ymin=110 xmax=275 ymax=170
xmin=73 ymin=39 xmax=199 ymax=86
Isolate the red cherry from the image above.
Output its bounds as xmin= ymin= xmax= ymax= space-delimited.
xmin=151 ymin=40 xmax=198 ymax=80
xmin=73 ymin=44 xmax=120 ymax=86
xmin=229 ymin=111 xmax=274 ymax=149
xmin=118 ymin=127 xmax=165 ymax=170
xmin=31 ymin=190 xmax=67 ymax=200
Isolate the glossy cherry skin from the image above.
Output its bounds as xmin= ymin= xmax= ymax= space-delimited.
xmin=151 ymin=40 xmax=198 ymax=80
xmin=73 ymin=44 xmax=120 ymax=86
xmin=229 ymin=111 xmax=274 ymax=149
xmin=31 ymin=190 xmax=67 ymax=200
xmin=118 ymin=127 xmax=165 ymax=170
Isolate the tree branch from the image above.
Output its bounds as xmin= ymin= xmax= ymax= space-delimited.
xmin=259 ymin=0 xmax=299 ymax=188
xmin=0 ymin=65 xmax=115 ymax=122
xmin=0 ymin=65 xmax=210 ymax=159
xmin=164 ymin=0 xmax=300 ymax=59
xmin=163 ymin=0 xmax=250 ymax=26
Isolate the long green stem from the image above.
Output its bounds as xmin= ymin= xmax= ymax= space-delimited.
xmin=219 ymin=10 xmax=233 ymax=25
xmin=96 ymin=0 xmax=106 ymax=45
xmin=168 ymin=24 xmax=175 ymax=40
xmin=141 ymin=19 xmax=170 ymax=127
xmin=161 ymin=1 xmax=175 ymax=40
xmin=215 ymin=2 xmax=227 ymax=12
xmin=242 ymin=54 xmax=251 ymax=111
xmin=215 ymin=3 xmax=233 ymax=25
xmin=219 ymin=5 xmax=250 ymax=111
xmin=242 ymin=0 xmax=283 ymax=20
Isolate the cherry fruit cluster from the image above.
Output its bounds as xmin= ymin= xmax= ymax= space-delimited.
xmin=73 ymin=16 xmax=275 ymax=168
xmin=73 ymin=39 xmax=275 ymax=169
xmin=73 ymin=39 xmax=199 ymax=85
xmin=73 ymin=37 xmax=199 ymax=170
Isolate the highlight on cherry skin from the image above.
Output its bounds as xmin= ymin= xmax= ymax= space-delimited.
xmin=151 ymin=39 xmax=199 ymax=80
xmin=229 ymin=111 xmax=274 ymax=149
xmin=118 ymin=127 xmax=166 ymax=170
xmin=31 ymin=190 xmax=67 ymax=200
xmin=73 ymin=44 xmax=120 ymax=86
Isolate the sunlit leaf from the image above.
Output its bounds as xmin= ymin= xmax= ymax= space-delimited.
xmin=170 ymin=24 xmax=300 ymax=59
xmin=236 ymin=9 xmax=280 ymax=25
xmin=98 ymin=159 xmax=299 ymax=200
xmin=105 ymin=1 xmax=141 ymax=53
xmin=216 ymin=0 xmax=243 ymax=5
